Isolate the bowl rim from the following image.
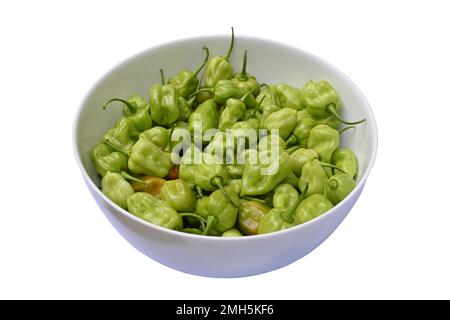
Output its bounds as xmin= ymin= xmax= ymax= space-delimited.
xmin=73 ymin=34 xmax=378 ymax=241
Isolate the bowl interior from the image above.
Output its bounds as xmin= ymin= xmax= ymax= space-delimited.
xmin=75 ymin=35 xmax=377 ymax=189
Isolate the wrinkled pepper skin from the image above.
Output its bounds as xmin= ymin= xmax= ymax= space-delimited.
xmin=240 ymin=151 xmax=292 ymax=196
xmin=205 ymin=57 xmax=233 ymax=88
xmin=194 ymin=159 xmax=226 ymax=191
xmin=324 ymin=174 xmax=356 ymax=205
xmin=289 ymin=148 xmax=319 ymax=175
xmin=130 ymin=176 xmax=166 ymax=197
xmin=128 ymin=137 xmax=172 ymax=177
xmin=258 ymin=134 xmax=287 ymax=154
xmin=332 ymin=148 xmax=358 ymax=179
xmin=292 ymin=110 xmax=317 ymax=147
xmin=149 ymin=83 xmax=179 ymax=127
xmin=91 ymin=143 xmax=127 ymax=177
xmin=212 ymin=80 xmax=257 ymax=108
xmin=302 ymin=80 xmax=340 ymax=118
xmin=298 ymin=159 xmax=328 ymax=197
xmin=177 ymin=97 xmax=193 ymax=122
xmin=101 ymin=172 xmax=134 ymax=209
xmin=218 ymin=98 xmax=246 ymax=131
xmin=160 ymin=179 xmax=196 ymax=212
xmin=103 ymin=118 xmax=137 ymax=153
xmin=188 ymin=99 xmax=219 ymax=134
xmin=257 ymin=208 xmax=294 ymax=234
xmin=238 ymin=200 xmax=270 ymax=235
xmin=256 ymin=85 xmax=280 ymax=108
xmin=179 ymin=144 xmax=201 ymax=187
xmin=196 ymin=185 xmax=239 ymax=234
xmin=274 ymin=83 xmax=304 ymax=110
xmin=293 ymin=194 xmax=333 ymax=225
xmin=127 ymin=192 xmax=182 ymax=230
xmin=307 ymin=124 xmax=339 ymax=164
xmin=273 ymin=183 xmax=299 ymax=211
xmin=139 ymin=126 xmax=170 ymax=150
xmin=222 ymin=228 xmax=243 ymax=237
xmin=261 ymin=108 xmax=297 ymax=139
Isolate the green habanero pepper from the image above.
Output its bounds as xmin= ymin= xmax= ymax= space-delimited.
xmin=261 ymin=108 xmax=297 ymax=140
xmin=240 ymin=151 xmax=292 ymax=196
xmin=101 ymin=171 xmax=135 ymax=209
xmin=149 ymin=72 xmax=180 ymax=127
xmin=237 ymin=200 xmax=270 ymax=235
xmin=273 ymin=183 xmax=299 ymax=211
xmin=258 ymin=134 xmax=287 ymax=154
xmin=274 ymin=83 xmax=304 ymax=110
xmin=256 ymin=85 xmax=280 ymax=109
xmin=160 ymin=179 xmax=196 ymax=212
xmin=128 ymin=136 xmax=172 ymax=177
xmin=91 ymin=143 xmax=128 ymax=177
xmin=303 ymin=80 xmax=366 ymax=125
xmin=127 ymin=192 xmax=182 ymax=230
xmin=307 ymin=124 xmax=340 ymax=164
xmin=289 ymin=148 xmax=319 ymax=175
xmin=292 ymin=109 xmax=316 ymax=147
xmin=205 ymin=79 xmax=257 ymax=108
xmin=179 ymin=143 xmax=202 ymax=187
xmin=196 ymin=185 xmax=239 ymax=234
xmin=139 ymin=126 xmax=170 ymax=150
xmin=205 ymin=27 xmax=234 ymax=88
xmin=218 ymin=91 xmax=253 ymax=131
xmin=332 ymin=148 xmax=358 ymax=179
xmin=282 ymin=170 xmax=300 ymax=188
xmin=222 ymin=228 xmax=243 ymax=237
xmin=293 ymin=194 xmax=333 ymax=225
xmin=231 ymin=50 xmax=260 ymax=96
xmin=102 ymin=95 xmax=152 ymax=134
xmin=324 ymin=174 xmax=356 ymax=205
xmin=168 ymin=46 xmax=209 ymax=98
xmin=103 ymin=117 xmax=137 ymax=154
xmin=187 ymin=99 xmax=219 ymax=134
xmin=298 ymin=159 xmax=328 ymax=197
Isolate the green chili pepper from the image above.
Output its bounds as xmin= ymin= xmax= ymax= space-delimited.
xmin=101 ymin=171 xmax=135 ymax=209
xmin=274 ymin=83 xmax=303 ymax=110
xmin=228 ymin=179 xmax=242 ymax=195
xmin=222 ymin=228 xmax=244 ymax=237
xmin=258 ymin=134 xmax=287 ymax=154
xmin=282 ymin=170 xmax=300 ymax=188
xmin=205 ymin=27 xmax=234 ymax=88
xmin=202 ymin=79 xmax=258 ymax=108
xmin=139 ymin=126 xmax=170 ymax=150
xmin=103 ymin=117 xmax=137 ymax=154
xmin=187 ymin=99 xmax=219 ymax=135
xmin=298 ymin=159 xmax=328 ymax=197
xmin=256 ymin=85 xmax=280 ymax=109
xmin=149 ymin=73 xmax=180 ymax=127
xmin=292 ymin=110 xmax=316 ymax=147
xmin=230 ymin=117 xmax=260 ymax=132
xmin=307 ymin=124 xmax=340 ymax=164
xmin=273 ymin=183 xmax=299 ymax=211
xmin=293 ymin=194 xmax=333 ymax=225
xmin=168 ymin=46 xmax=209 ymax=98
xmin=218 ymin=95 xmax=249 ymax=131
xmin=179 ymin=143 xmax=201 ymax=187
xmin=127 ymin=192 xmax=182 ymax=230
xmin=332 ymin=148 xmax=358 ymax=179
xmin=226 ymin=164 xmax=243 ymax=179
xmin=289 ymin=148 xmax=319 ymax=175
xmin=238 ymin=200 xmax=270 ymax=235
xmin=128 ymin=136 xmax=172 ymax=177
xmin=196 ymin=185 xmax=239 ymax=234
xmin=261 ymin=108 xmax=297 ymax=139
xmin=303 ymin=80 xmax=366 ymax=125
xmin=324 ymin=174 xmax=356 ymax=205
xmin=102 ymin=95 xmax=152 ymax=134
xmin=91 ymin=143 xmax=128 ymax=177
xmin=231 ymin=50 xmax=260 ymax=96
xmin=241 ymin=151 xmax=292 ymax=196
xmin=160 ymin=179 xmax=196 ymax=212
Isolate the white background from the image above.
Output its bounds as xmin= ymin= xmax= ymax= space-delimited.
xmin=1 ymin=0 xmax=449 ymax=299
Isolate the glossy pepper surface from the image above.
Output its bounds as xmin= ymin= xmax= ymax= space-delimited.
xmin=324 ymin=174 xmax=356 ymax=205
xmin=231 ymin=50 xmax=260 ymax=96
xmin=274 ymin=83 xmax=303 ymax=110
xmin=222 ymin=228 xmax=243 ymax=237
xmin=128 ymin=137 xmax=172 ymax=177
xmin=160 ymin=179 xmax=196 ymax=212
xmin=127 ymin=192 xmax=182 ymax=230
xmin=139 ymin=126 xmax=170 ymax=150
xmin=187 ymin=99 xmax=219 ymax=134
xmin=332 ymin=148 xmax=358 ymax=179
xmin=103 ymin=118 xmax=137 ymax=153
xmin=101 ymin=172 xmax=134 ymax=209
xmin=149 ymin=82 xmax=179 ymax=127
xmin=261 ymin=108 xmax=297 ymax=139
xmin=273 ymin=183 xmax=299 ymax=211
xmin=293 ymin=194 xmax=333 ymax=225
xmin=307 ymin=124 xmax=339 ymax=164
xmin=218 ymin=97 xmax=246 ymax=131
xmin=298 ymin=159 xmax=328 ymax=197
xmin=91 ymin=143 xmax=127 ymax=177
xmin=289 ymin=148 xmax=319 ymax=175
xmin=238 ymin=200 xmax=270 ymax=235
xmin=205 ymin=28 xmax=234 ymax=88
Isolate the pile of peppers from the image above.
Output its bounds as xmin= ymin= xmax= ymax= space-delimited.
xmin=91 ymin=29 xmax=365 ymax=236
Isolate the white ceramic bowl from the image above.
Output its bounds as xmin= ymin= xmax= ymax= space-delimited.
xmin=73 ymin=35 xmax=377 ymax=278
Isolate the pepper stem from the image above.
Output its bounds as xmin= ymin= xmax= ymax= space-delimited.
xmin=120 ymin=171 xmax=148 ymax=185
xmin=238 ymin=50 xmax=248 ymax=81
xmin=281 ymin=183 xmax=309 ymax=223
xmin=250 ymin=95 xmax=266 ymax=117
xmin=193 ymin=46 xmax=210 ymax=76
xmin=102 ymin=98 xmax=137 ymax=114
xmin=285 ymin=135 xmax=298 ymax=147
xmin=179 ymin=213 xmax=208 ymax=230
xmin=318 ymin=161 xmax=347 ymax=174
xmin=188 ymin=87 xmax=214 ymax=99
xmin=210 ymin=176 xmax=240 ymax=207
xmin=239 ymin=87 xmax=255 ymax=103
xmin=160 ymin=69 xmax=165 ymax=85
xmin=326 ymin=104 xmax=366 ymax=125
xmin=104 ymin=139 xmax=131 ymax=157
xmin=202 ymin=216 xmax=217 ymax=236
xmin=225 ymin=27 xmax=235 ymax=60
xmin=339 ymin=126 xmax=356 ymax=134
xmin=196 ymin=185 xmax=205 ymax=198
